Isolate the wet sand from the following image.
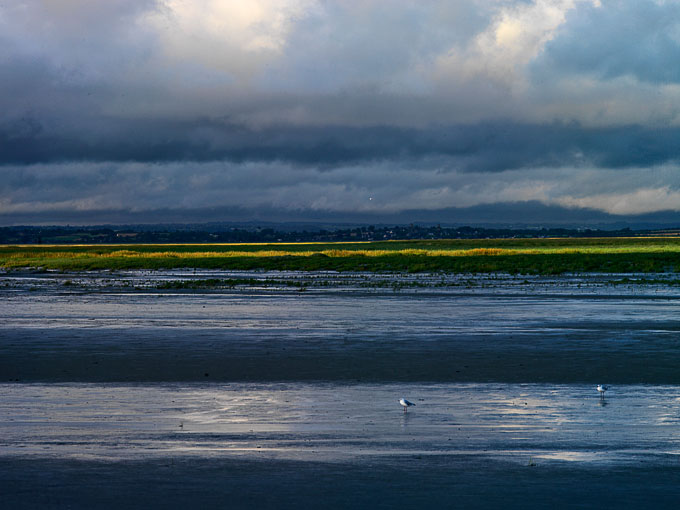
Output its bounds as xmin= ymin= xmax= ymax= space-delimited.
xmin=3 ymin=271 xmax=680 ymax=507
xmin=4 ymin=325 xmax=680 ymax=383
xmin=5 ymin=456 xmax=680 ymax=509
xmin=2 ymin=271 xmax=680 ymax=383
xmin=2 ymin=382 xmax=680 ymax=508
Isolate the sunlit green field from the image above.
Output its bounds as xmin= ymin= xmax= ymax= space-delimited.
xmin=2 ymin=237 xmax=680 ymax=274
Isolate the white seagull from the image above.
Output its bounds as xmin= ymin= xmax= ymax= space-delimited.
xmin=399 ymin=398 xmax=415 ymax=413
xmin=597 ymin=384 xmax=609 ymax=399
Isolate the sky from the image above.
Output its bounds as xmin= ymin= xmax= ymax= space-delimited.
xmin=2 ymin=0 xmax=680 ymax=226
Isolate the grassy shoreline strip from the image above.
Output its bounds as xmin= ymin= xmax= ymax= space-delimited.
xmin=2 ymin=238 xmax=680 ymax=274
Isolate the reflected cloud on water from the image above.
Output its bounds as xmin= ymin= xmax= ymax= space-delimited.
xmin=2 ymin=383 xmax=680 ymax=466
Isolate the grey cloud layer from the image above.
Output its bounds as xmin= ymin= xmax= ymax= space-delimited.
xmin=535 ymin=1 xmax=680 ymax=84
xmin=3 ymin=156 xmax=680 ymax=227
xmin=5 ymin=0 xmax=680 ymax=128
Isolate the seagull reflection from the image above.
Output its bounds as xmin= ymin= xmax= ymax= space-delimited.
xmin=400 ymin=410 xmax=413 ymax=429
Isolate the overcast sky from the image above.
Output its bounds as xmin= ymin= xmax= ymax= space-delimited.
xmin=2 ymin=0 xmax=680 ymax=226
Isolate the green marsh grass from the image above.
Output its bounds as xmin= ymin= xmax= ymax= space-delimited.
xmin=2 ymin=237 xmax=680 ymax=274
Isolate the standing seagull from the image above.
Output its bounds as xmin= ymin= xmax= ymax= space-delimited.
xmin=399 ymin=398 xmax=415 ymax=413
xmin=597 ymin=384 xmax=609 ymax=400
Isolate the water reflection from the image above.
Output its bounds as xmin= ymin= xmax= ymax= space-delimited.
xmin=399 ymin=410 xmax=413 ymax=430
xmin=2 ymin=383 xmax=680 ymax=466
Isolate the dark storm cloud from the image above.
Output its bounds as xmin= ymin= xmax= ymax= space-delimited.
xmin=3 ymin=115 xmax=680 ymax=172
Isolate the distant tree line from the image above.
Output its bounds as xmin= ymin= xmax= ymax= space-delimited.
xmin=0 ymin=224 xmax=667 ymax=245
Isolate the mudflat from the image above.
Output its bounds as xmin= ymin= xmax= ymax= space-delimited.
xmin=2 ymin=271 xmax=680 ymax=383
xmin=3 ymin=271 xmax=680 ymax=508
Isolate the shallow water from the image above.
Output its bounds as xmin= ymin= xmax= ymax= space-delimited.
xmin=2 ymin=382 xmax=680 ymax=466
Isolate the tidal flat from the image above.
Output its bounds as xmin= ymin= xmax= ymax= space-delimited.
xmin=3 ymin=270 xmax=680 ymax=508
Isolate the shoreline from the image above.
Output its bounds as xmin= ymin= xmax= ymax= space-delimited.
xmin=4 ymin=268 xmax=680 ymax=293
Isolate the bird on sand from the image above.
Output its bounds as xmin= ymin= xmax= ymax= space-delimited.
xmin=597 ymin=384 xmax=609 ymax=399
xmin=399 ymin=398 xmax=415 ymax=413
